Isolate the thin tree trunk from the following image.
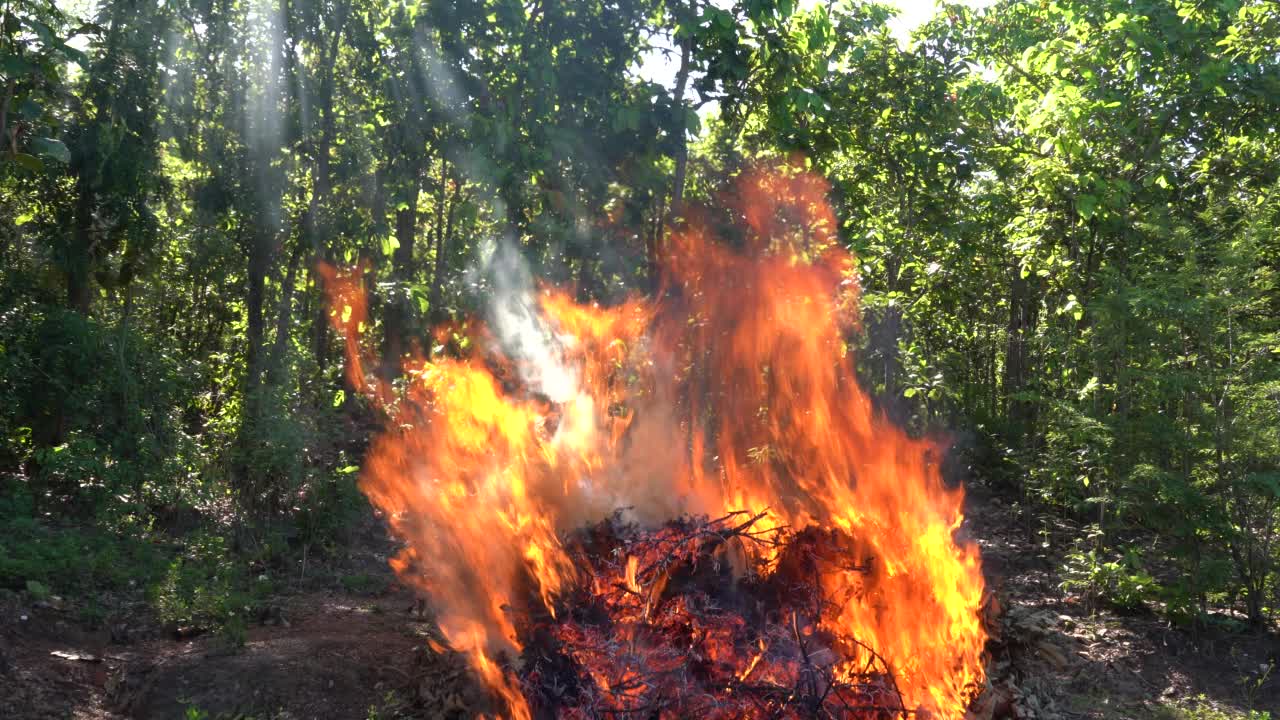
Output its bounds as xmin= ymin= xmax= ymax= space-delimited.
xmin=1004 ymin=265 xmax=1039 ymax=448
xmin=383 ymin=179 xmax=421 ymax=377
xmin=0 ymin=79 xmax=14 ymax=155
xmin=245 ymin=229 xmax=272 ymax=397
xmin=266 ymin=241 xmax=304 ymax=384
xmin=428 ymin=170 xmax=462 ymax=327
xmin=307 ymin=0 xmax=350 ymax=375
xmin=68 ymin=177 xmax=95 ymax=314
xmin=651 ymin=36 xmax=691 ymax=288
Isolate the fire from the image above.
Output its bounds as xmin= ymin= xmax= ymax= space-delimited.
xmin=323 ymin=163 xmax=986 ymax=718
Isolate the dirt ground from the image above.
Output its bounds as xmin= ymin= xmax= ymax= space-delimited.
xmin=0 ymin=584 xmax=433 ymax=719
xmin=0 ymin=515 xmax=480 ymax=720
xmin=967 ymin=485 xmax=1280 ymax=719
xmin=2 ymin=490 xmax=1277 ymax=720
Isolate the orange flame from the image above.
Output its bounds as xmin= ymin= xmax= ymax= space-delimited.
xmin=323 ymin=163 xmax=986 ymax=718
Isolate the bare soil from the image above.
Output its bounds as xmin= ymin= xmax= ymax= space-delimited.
xmin=2 ymin=489 xmax=1277 ymax=719
xmin=0 ymin=586 xmax=429 ymax=719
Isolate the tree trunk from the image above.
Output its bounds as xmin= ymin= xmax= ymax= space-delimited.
xmin=651 ymin=36 xmax=692 ymax=288
xmin=383 ymin=180 xmax=420 ymax=378
xmin=266 ymin=241 xmax=304 ymax=385
xmin=1003 ymin=265 xmax=1039 ymax=447
xmin=307 ymin=0 xmax=349 ymax=376
xmin=68 ymin=175 xmax=95 ymax=315
xmin=0 ymin=79 xmax=14 ymax=155
xmin=245 ymin=229 xmax=272 ymax=398
xmin=428 ymin=170 xmax=462 ymax=327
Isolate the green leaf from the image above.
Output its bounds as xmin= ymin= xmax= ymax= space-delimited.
xmin=1061 ymin=294 xmax=1083 ymax=320
xmin=1076 ymin=194 xmax=1097 ymax=220
xmin=333 ymin=389 xmax=346 ymax=408
xmin=16 ymin=98 xmax=43 ymax=120
xmin=30 ymin=137 xmax=70 ymax=164
xmin=28 ymin=19 xmax=59 ymax=47
xmin=11 ymin=153 xmax=44 ymax=172
xmin=0 ymin=53 xmax=38 ymax=77
xmin=1077 ymin=376 xmax=1100 ymax=400
xmin=685 ymin=110 xmax=701 ymax=136
xmin=56 ymin=43 xmax=90 ymax=69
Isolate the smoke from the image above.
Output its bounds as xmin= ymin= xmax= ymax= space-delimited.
xmin=474 ymin=238 xmax=690 ymax=527
xmin=476 ymin=239 xmax=578 ymax=404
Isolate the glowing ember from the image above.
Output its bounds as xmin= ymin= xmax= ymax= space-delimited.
xmin=323 ymin=163 xmax=986 ymax=719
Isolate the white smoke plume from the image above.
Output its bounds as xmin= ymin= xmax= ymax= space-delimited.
xmin=476 ymin=238 xmax=578 ymax=404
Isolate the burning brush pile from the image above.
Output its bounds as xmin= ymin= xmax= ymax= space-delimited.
xmin=323 ymin=164 xmax=988 ymax=719
xmin=518 ymin=511 xmax=912 ymax=718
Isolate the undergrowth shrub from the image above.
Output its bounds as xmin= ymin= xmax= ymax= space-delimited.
xmin=0 ymin=302 xmax=368 ymax=637
xmin=0 ymin=489 xmax=167 ymax=592
xmin=1060 ymin=536 xmax=1158 ymax=613
xmin=151 ymin=531 xmax=273 ymax=642
xmin=0 ymin=306 xmax=195 ymax=515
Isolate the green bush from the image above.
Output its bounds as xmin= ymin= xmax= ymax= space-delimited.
xmin=0 ymin=490 xmax=167 ymax=593
xmin=1061 ymin=540 xmax=1159 ymax=612
xmin=0 ymin=306 xmax=196 ymax=516
xmin=295 ymin=465 xmax=366 ymax=551
xmin=150 ymin=531 xmax=273 ymax=636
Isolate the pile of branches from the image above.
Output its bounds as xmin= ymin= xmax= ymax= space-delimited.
xmin=510 ymin=512 xmax=911 ymax=720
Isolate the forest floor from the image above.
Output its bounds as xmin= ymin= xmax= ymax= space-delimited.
xmin=2 ymin=485 xmax=1277 ymax=720
xmin=965 ymin=484 xmax=1279 ymax=719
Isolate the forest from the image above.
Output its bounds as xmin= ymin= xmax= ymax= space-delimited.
xmin=1 ymin=0 xmax=1279 ymax=718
